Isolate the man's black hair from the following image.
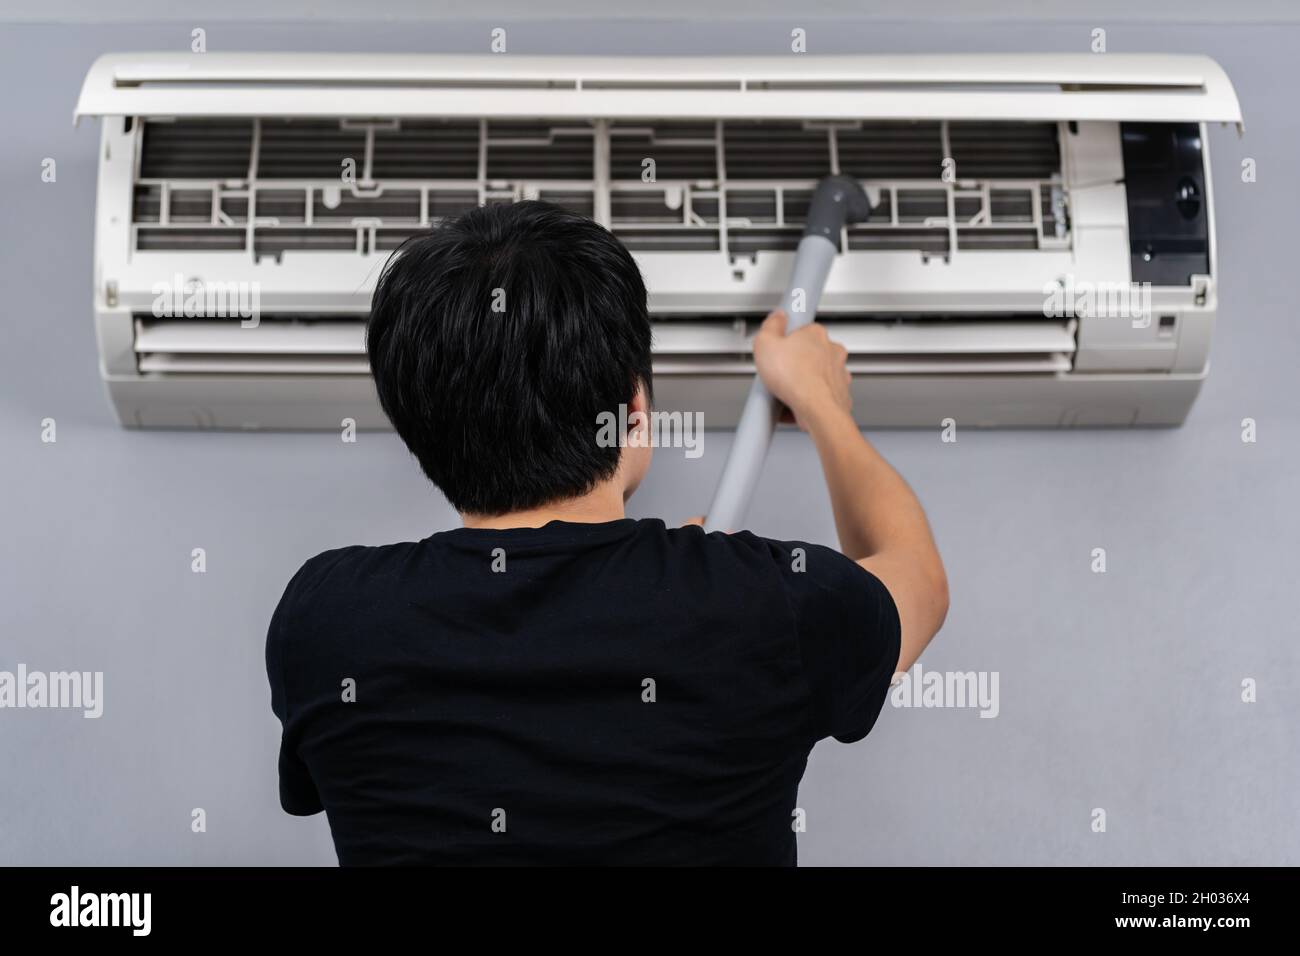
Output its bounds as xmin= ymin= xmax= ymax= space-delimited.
xmin=367 ymin=201 xmax=653 ymax=516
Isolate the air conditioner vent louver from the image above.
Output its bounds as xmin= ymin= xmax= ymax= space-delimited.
xmin=130 ymin=117 xmax=1068 ymax=259
xmin=132 ymin=314 xmax=1077 ymax=378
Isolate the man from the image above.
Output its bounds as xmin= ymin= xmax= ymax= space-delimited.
xmin=266 ymin=201 xmax=948 ymax=865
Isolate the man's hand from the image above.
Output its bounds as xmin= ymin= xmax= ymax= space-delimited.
xmin=751 ymin=309 xmax=852 ymax=430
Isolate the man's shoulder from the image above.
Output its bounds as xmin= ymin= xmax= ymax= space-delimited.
xmin=272 ymin=540 xmax=422 ymax=626
xmin=295 ymin=540 xmax=412 ymax=584
xmin=647 ymin=525 xmax=873 ymax=605
xmin=660 ymin=524 xmax=846 ymax=570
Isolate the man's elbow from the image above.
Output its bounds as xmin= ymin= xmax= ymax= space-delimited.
xmin=927 ymin=559 xmax=950 ymax=635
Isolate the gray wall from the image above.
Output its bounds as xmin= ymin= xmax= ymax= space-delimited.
xmin=1 ymin=11 xmax=1297 ymax=866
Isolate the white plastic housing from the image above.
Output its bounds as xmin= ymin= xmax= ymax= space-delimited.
xmin=75 ymin=53 xmax=1241 ymax=429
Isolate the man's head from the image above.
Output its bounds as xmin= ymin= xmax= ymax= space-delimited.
xmin=367 ymin=201 xmax=654 ymax=517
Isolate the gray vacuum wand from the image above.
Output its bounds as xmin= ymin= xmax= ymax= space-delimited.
xmin=703 ymin=175 xmax=870 ymax=533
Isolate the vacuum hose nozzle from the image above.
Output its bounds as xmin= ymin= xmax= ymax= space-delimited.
xmin=802 ymin=174 xmax=872 ymax=241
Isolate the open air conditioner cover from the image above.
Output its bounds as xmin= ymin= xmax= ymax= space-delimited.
xmin=76 ymin=52 xmax=1242 ymax=125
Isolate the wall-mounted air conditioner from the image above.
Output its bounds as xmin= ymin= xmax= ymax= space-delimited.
xmin=75 ymin=53 xmax=1241 ymax=428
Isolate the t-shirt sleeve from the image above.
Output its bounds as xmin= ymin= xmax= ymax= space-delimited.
xmin=765 ymin=538 xmax=902 ymax=744
xmin=265 ymin=563 xmax=325 ymax=816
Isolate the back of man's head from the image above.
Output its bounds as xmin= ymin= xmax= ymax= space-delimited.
xmin=367 ymin=201 xmax=653 ymax=516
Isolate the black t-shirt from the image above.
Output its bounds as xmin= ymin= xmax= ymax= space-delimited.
xmin=266 ymin=518 xmax=900 ymax=866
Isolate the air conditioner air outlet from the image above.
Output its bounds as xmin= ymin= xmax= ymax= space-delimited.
xmin=132 ymin=315 xmax=1077 ymax=378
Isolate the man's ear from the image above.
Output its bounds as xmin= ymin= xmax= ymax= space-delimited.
xmin=625 ymin=381 xmax=651 ymax=440
xmin=628 ymin=380 xmax=650 ymax=415
xmin=618 ymin=381 xmax=654 ymax=501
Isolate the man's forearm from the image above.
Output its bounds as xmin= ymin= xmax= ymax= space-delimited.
xmin=802 ymin=400 xmax=937 ymax=564
xmin=801 ymin=398 xmax=948 ymax=671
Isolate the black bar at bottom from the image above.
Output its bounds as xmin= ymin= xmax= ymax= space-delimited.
xmin=0 ymin=866 xmax=1282 ymax=941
